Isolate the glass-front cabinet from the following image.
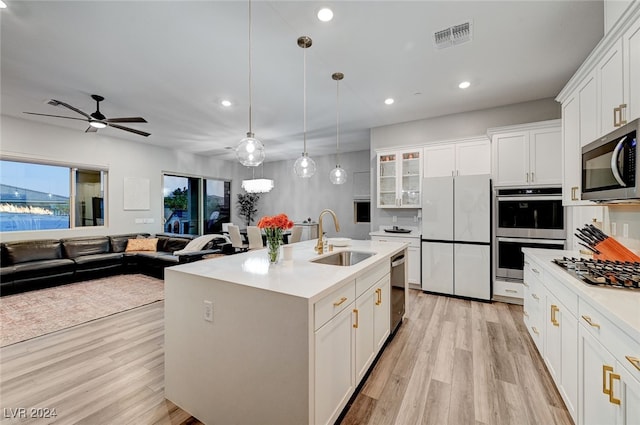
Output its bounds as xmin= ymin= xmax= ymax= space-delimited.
xmin=376 ymin=149 xmax=422 ymax=208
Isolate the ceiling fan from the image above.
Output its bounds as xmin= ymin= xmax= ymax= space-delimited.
xmin=24 ymin=94 xmax=150 ymax=137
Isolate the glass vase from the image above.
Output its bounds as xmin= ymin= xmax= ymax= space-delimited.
xmin=266 ymin=231 xmax=282 ymax=264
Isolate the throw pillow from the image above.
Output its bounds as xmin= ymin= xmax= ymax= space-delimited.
xmin=125 ymin=238 xmax=158 ymax=252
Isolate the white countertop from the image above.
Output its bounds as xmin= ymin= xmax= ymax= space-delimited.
xmin=522 ymin=248 xmax=640 ymax=343
xmin=167 ymin=239 xmax=407 ymax=302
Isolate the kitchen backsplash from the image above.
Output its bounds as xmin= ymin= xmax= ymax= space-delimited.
xmin=571 ymin=204 xmax=640 ymax=254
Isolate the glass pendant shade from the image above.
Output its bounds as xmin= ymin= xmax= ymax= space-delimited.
xmin=294 ymin=152 xmax=316 ymax=178
xmin=236 ymin=132 xmax=265 ymax=167
xmin=330 ymin=165 xmax=347 ymax=185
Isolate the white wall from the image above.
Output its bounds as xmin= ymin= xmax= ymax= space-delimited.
xmin=369 ymin=97 xmax=561 ymax=230
xmin=1 ymin=115 xmax=234 ymax=242
xmin=234 ymin=150 xmax=371 ymax=240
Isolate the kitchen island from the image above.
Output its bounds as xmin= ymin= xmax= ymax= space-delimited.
xmin=164 ymin=239 xmax=408 ymax=425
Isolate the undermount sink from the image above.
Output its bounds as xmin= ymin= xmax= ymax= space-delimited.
xmin=311 ymin=250 xmax=374 ymax=266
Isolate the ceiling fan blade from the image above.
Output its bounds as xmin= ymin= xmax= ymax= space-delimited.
xmin=105 ymin=117 xmax=147 ymax=123
xmin=23 ymin=112 xmax=88 ymax=121
xmin=107 ymin=123 xmax=151 ymax=137
xmin=85 ymin=126 xmax=98 ymax=133
xmin=50 ymin=99 xmax=92 ymax=119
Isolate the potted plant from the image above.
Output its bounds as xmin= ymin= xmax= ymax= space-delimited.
xmin=236 ymin=192 xmax=260 ymax=227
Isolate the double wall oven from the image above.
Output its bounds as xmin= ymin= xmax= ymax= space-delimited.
xmin=495 ymin=187 xmax=566 ymax=281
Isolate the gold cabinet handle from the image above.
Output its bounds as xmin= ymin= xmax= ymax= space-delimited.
xmin=620 ymin=103 xmax=628 ymax=126
xmin=551 ymin=305 xmax=560 ymax=327
xmin=603 ymin=365 xmax=613 ymax=395
xmin=333 ymin=297 xmax=347 ymax=307
xmin=353 ymin=309 xmax=359 ymax=329
xmin=532 ymin=293 xmax=540 ymax=301
xmin=375 ymin=288 xmax=382 ymax=306
xmin=531 ymin=326 xmax=539 ymax=335
xmin=626 ymin=356 xmax=640 ymax=371
xmin=571 ymin=186 xmax=579 ymax=201
xmin=582 ymin=315 xmax=601 ymax=329
xmin=609 ymin=371 xmax=621 ymax=405
xmin=531 ymin=172 xmax=535 ymax=182
xmin=505 ymin=289 xmax=518 ymax=294
xmin=614 ymin=106 xmax=621 ymax=127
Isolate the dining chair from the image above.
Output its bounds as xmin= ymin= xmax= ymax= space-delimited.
xmin=289 ymin=226 xmax=303 ymax=243
xmin=228 ymin=225 xmax=249 ymax=252
xmin=247 ymin=226 xmax=264 ymax=250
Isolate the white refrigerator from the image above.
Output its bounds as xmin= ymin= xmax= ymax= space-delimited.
xmin=421 ymin=174 xmax=491 ymax=300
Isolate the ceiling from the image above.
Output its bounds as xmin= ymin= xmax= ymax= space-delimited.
xmin=1 ymin=1 xmax=604 ymax=163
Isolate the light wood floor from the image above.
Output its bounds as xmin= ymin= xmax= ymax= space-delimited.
xmin=0 ymin=290 xmax=572 ymax=425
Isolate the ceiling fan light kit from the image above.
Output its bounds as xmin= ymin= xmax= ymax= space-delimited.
xmin=235 ymin=0 xmax=265 ymax=167
xmin=294 ymin=35 xmax=316 ymax=179
xmin=329 ymin=72 xmax=347 ymax=185
xmin=23 ymin=93 xmax=150 ymax=137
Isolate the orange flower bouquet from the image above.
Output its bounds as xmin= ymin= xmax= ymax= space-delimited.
xmin=257 ymin=213 xmax=294 ymax=263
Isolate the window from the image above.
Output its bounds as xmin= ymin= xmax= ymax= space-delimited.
xmin=204 ymin=179 xmax=231 ymax=234
xmin=0 ymin=159 xmax=107 ymax=232
xmin=163 ymin=174 xmax=231 ymax=236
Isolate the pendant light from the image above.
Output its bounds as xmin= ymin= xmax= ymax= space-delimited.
xmin=329 ymin=72 xmax=347 ymax=185
xmin=242 ymin=164 xmax=274 ymax=193
xmin=235 ymin=0 xmax=265 ymax=167
xmin=293 ymin=36 xmax=316 ymax=178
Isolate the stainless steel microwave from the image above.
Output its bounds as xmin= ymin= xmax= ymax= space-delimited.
xmin=582 ymin=118 xmax=639 ymax=201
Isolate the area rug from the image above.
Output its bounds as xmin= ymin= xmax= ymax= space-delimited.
xmin=0 ymin=274 xmax=164 ymax=347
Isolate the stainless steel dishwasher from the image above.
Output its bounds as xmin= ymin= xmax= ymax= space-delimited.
xmin=390 ymin=252 xmax=405 ymax=333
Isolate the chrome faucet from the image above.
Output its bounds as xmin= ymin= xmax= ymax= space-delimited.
xmin=315 ymin=209 xmax=340 ymax=254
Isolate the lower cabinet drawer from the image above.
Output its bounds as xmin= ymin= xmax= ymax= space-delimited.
xmin=494 ymin=280 xmax=523 ymax=298
xmin=315 ymin=281 xmax=356 ymax=330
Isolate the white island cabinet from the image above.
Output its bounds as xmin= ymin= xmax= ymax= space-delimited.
xmin=164 ymin=239 xmax=407 ymax=425
xmin=522 ymin=249 xmax=640 ymax=425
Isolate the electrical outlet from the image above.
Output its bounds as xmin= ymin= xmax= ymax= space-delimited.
xmin=392 ymin=216 xmax=397 ymax=223
xmin=623 ymin=223 xmax=629 ymax=238
xmin=611 ymin=222 xmax=617 ymax=236
xmin=203 ymin=300 xmax=213 ymax=322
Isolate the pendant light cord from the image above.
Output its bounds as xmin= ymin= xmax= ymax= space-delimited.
xmin=248 ymin=0 xmax=253 ymax=135
xmin=303 ymin=43 xmax=307 ymax=154
xmin=336 ymin=77 xmax=340 ymax=165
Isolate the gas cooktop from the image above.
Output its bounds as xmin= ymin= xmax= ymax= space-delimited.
xmin=553 ymin=257 xmax=640 ymax=290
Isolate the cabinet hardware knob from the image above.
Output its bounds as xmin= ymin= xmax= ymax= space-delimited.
xmin=626 ymin=356 xmax=640 ymax=371
xmin=531 ymin=326 xmax=539 ymax=335
xmin=523 ymin=281 xmax=530 ymax=288
xmin=333 ymin=297 xmax=347 ymax=307
xmin=582 ymin=315 xmax=601 ymax=329
xmin=353 ymin=308 xmax=359 ymax=329
xmin=532 ymin=293 xmax=540 ymax=301
xmin=551 ymin=304 xmax=560 ymax=326
xmin=523 ymin=310 xmax=529 ymax=318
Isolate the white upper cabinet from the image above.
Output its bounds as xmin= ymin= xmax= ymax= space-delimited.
xmin=623 ymin=16 xmax=640 ymax=123
xmin=557 ymin=3 xmax=639 ymax=206
xmin=489 ymin=120 xmax=562 ymax=187
xmin=376 ymin=148 xmax=422 ymax=208
xmin=423 ymin=137 xmax=490 ymax=178
xmin=598 ymin=39 xmax=625 ymax=136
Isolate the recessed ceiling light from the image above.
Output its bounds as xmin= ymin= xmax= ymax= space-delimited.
xmin=384 ymin=98 xmax=395 ymax=105
xmin=0 ymin=1 xmax=7 ymax=9
xmin=221 ymin=100 xmax=232 ymax=107
xmin=317 ymin=8 xmax=333 ymax=22
xmin=458 ymin=81 xmax=471 ymax=89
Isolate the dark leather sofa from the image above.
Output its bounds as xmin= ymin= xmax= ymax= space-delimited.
xmin=0 ymin=233 xmax=232 ymax=296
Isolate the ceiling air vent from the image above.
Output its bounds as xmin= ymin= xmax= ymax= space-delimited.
xmin=434 ymin=21 xmax=472 ymax=49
